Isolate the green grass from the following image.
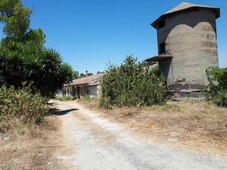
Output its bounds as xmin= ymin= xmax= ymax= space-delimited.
xmin=1 ymin=164 xmax=11 ymax=170
xmin=79 ymin=96 xmax=98 ymax=102
xmin=161 ymin=103 xmax=181 ymax=111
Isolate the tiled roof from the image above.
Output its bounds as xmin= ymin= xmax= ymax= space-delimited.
xmin=64 ymin=74 xmax=103 ymax=87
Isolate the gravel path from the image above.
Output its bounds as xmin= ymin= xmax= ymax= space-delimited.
xmin=54 ymin=101 xmax=227 ymax=170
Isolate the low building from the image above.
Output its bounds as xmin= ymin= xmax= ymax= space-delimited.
xmin=58 ymin=74 xmax=103 ymax=99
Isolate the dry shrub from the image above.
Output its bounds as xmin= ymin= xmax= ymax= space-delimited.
xmin=0 ymin=85 xmax=48 ymax=134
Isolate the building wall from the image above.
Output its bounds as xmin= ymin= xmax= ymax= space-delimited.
xmin=60 ymin=85 xmax=101 ymax=99
xmin=88 ymin=85 xmax=97 ymax=98
xmin=157 ymin=9 xmax=218 ymax=88
xmin=63 ymin=87 xmax=73 ymax=97
xmin=88 ymin=85 xmax=101 ymax=98
xmin=79 ymin=86 xmax=89 ymax=98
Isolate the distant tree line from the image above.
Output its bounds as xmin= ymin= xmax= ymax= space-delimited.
xmin=72 ymin=70 xmax=104 ymax=79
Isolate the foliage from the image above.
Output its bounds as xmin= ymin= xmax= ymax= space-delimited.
xmin=0 ymin=164 xmax=11 ymax=170
xmin=100 ymin=55 xmax=166 ymax=109
xmin=72 ymin=70 xmax=79 ymax=79
xmin=205 ymin=67 xmax=227 ymax=107
xmin=97 ymin=71 xmax=104 ymax=74
xmin=56 ymin=95 xmax=76 ymax=101
xmin=79 ymin=96 xmax=98 ymax=102
xmin=0 ymin=85 xmax=48 ymax=133
xmin=79 ymin=71 xmax=93 ymax=78
xmin=0 ymin=0 xmax=73 ymax=96
xmin=72 ymin=70 xmax=94 ymax=79
xmin=0 ymin=0 xmax=31 ymax=39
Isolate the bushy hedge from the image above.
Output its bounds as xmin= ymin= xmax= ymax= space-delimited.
xmin=100 ymin=56 xmax=166 ymax=109
xmin=0 ymin=85 xmax=48 ymax=132
xmin=205 ymin=67 xmax=227 ymax=107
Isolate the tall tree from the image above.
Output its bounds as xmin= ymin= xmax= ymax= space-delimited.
xmin=0 ymin=0 xmax=73 ymax=97
xmin=72 ymin=70 xmax=79 ymax=79
xmin=0 ymin=0 xmax=31 ymax=39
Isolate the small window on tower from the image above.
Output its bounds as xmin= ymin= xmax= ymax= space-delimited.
xmin=158 ymin=19 xmax=165 ymax=29
xmin=160 ymin=42 xmax=166 ymax=54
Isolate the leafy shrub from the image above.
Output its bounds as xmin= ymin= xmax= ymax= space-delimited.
xmin=0 ymin=85 xmax=48 ymax=133
xmin=205 ymin=67 xmax=227 ymax=107
xmin=100 ymin=56 xmax=166 ymax=109
xmin=213 ymin=90 xmax=227 ymax=107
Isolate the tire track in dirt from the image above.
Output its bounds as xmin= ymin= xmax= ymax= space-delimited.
xmin=55 ymin=101 xmax=227 ymax=170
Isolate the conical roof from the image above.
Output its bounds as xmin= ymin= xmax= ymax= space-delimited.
xmin=151 ymin=2 xmax=220 ymax=29
xmin=165 ymin=2 xmax=213 ymax=14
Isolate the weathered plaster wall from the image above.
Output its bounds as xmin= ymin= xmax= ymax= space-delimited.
xmin=157 ymin=9 xmax=218 ymax=88
xmin=88 ymin=85 xmax=101 ymax=98
xmin=88 ymin=85 xmax=97 ymax=98
xmin=63 ymin=87 xmax=73 ymax=97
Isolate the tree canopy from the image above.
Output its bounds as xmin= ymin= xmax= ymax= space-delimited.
xmin=0 ymin=0 xmax=73 ymax=97
xmin=0 ymin=0 xmax=31 ymax=39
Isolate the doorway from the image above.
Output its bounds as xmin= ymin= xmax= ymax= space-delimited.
xmin=76 ymin=87 xmax=80 ymax=99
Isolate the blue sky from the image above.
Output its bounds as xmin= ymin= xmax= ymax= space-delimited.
xmin=2 ymin=0 xmax=227 ymax=73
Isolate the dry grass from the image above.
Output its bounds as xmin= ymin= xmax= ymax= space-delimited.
xmin=79 ymin=100 xmax=227 ymax=158
xmin=0 ymin=115 xmax=65 ymax=170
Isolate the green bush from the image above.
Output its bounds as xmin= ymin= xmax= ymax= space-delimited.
xmin=100 ymin=55 xmax=166 ymax=109
xmin=205 ymin=67 xmax=227 ymax=107
xmin=0 ymin=85 xmax=48 ymax=133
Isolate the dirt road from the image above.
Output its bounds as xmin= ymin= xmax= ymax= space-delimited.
xmin=54 ymin=101 xmax=227 ymax=170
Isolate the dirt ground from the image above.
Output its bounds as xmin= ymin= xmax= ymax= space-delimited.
xmin=1 ymin=100 xmax=226 ymax=169
xmin=0 ymin=115 xmax=69 ymax=170
xmin=49 ymin=101 xmax=227 ymax=169
xmin=78 ymin=100 xmax=227 ymax=158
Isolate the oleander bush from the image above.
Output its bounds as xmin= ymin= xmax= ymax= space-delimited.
xmin=100 ymin=55 xmax=166 ymax=109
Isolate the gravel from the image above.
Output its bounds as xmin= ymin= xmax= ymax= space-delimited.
xmin=55 ymin=101 xmax=227 ymax=170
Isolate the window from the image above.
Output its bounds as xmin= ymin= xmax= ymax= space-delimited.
xmin=158 ymin=19 xmax=165 ymax=29
xmin=160 ymin=42 xmax=166 ymax=54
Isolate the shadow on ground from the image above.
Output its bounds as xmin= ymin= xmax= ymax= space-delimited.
xmin=49 ymin=108 xmax=79 ymax=116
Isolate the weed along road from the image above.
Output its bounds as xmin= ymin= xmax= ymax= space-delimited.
xmin=53 ymin=101 xmax=227 ymax=170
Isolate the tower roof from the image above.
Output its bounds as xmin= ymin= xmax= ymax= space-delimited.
xmin=151 ymin=2 xmax=220 ymax=29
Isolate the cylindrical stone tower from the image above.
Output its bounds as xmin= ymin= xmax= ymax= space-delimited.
xmin=148 ymin=2 xmax=220 ymax=97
